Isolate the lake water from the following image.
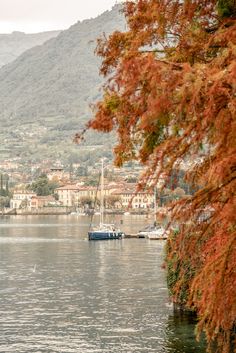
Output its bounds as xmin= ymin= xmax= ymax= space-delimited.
xmin=0 ymin=215 xmax=206 ymax=353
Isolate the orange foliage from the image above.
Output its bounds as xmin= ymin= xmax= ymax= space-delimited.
xmin=76 ymin=1 xmax=236 ymax=352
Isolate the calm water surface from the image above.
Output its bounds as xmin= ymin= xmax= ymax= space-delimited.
xmin=0 ymin=215 xmax=206 ymax=353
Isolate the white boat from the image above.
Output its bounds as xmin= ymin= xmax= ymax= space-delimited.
xmin=88 ymin=159 xmax=124 ymax=241
xmin=137 ymin=224 xmax=168 ymax=239
xmin=70 ymin=211 xmax=86 ymax=216
xmin=138 ymin=187 xmax=168 ymax=240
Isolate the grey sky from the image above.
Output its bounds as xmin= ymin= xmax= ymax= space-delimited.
xmin=0 ymin=0 xmax=121 ymax=33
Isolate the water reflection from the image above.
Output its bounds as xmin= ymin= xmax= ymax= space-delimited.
xmin=165 ymin=311 xmax=206 ymax=353
xmin=0 ymin=215 xmax=206 ymax=352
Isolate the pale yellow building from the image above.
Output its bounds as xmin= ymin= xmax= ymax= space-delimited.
xmin=55 ymin=185 xmax=80 ymax=207
xmin=112 ymin=189 xmax=155 ymax=209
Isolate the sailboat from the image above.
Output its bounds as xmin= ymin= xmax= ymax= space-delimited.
xmin=137 ymin=187 xmax=168 ymax=240
xmin=88 ymin=159 xmax=124 ymax=241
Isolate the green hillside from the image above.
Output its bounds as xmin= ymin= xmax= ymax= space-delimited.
xmin=0 ymin=30 xmax=61 ymax=68
xmin=0 ymin=5 xmax=124 ymax=164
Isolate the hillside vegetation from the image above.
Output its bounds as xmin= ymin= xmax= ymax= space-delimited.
xmin=0 ymin=30 xmax=61 ymax=68
xmin=0 ymin=5 xmax=124 ymax=163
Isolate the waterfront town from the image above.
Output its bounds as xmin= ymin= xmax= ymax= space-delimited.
xmin=0 ymin=1 xmax=235 ymax=352
xmin=0 ymin=156 xmax=188 ymax=215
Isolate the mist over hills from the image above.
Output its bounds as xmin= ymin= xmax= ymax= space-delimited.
xmin=0 ymin=5 xmax=125 ymax=164
xmin=0 ymin=30 xmax=61 ymax=68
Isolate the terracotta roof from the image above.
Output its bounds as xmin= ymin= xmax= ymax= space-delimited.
xmin=55 ymin=185 xmax=80 ymax=191
xmin=13 ymin=191 xmax=36 ymax=195
xmin=31 ymin=195 xmax=55 ymax=201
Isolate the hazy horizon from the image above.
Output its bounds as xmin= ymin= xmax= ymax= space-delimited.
xmin=0 ymin=0 xmax=122 ymax=34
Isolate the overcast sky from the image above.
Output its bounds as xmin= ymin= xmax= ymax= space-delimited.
xmin=0 ymin=0 xmax=121 ymax=33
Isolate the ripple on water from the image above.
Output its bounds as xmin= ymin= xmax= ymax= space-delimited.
xmin=0 ymin=216 xmax=206 ymax=353
xmin=0 ymin=237 xmax=76 ymax=244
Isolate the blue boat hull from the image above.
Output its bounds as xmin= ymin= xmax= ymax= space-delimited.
xmin=88 ymin=231 xmax=123 ymax=241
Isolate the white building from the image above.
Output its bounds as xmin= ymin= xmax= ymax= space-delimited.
xmin=10 ymin=191 xmax=37 ymax=209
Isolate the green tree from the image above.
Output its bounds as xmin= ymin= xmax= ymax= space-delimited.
xmin=29 ymin=174 xmax=59 ymax=196
xmin=0 ymin=173 xmax=10 ymax=197
xmin=0 ymin=196 xmax=10 ymax=209
xmin=19 ymin=198 xmax=29 ymax=209
xmin=125 ymin=176 xmax=138 ymax=183
xmin=76 ymin=166 xmax=88 ymax=176
xmin=79 ymin=196 xmax=93 ymax=208
xmin=105 ymin=195 xmax=122 ymax=208
xmin=84 ymin=175 xmax=99 ymax=186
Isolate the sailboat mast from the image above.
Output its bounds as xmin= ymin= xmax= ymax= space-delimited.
xmin=154 ymin=186 xmax=157 ymax=224
xmin=100 ymin=158 xmax=104 ymax=226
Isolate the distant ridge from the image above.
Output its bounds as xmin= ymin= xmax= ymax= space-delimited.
xmin=0 ymin=30 xmax=61 ymax=68
xmin=0 ymin=5 xmax=125 ymax=163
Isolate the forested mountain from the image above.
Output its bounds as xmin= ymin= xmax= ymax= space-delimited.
xmin=0 ymin=30 xmax=61 ymax=68
xmin=0 ymin=5 xmax=125 ymax=163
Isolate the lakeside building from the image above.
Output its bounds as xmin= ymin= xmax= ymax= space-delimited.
xmin=55 ymin=182 xmax=156 ymax=210
xmin=8 ymin=191 xmax=70 ymax=215
xmin=30 ymin=195 xmax=58 ymax=208
xmin=10 ymin=190 xmax=37 ymax=209
xmin=78 ymin=184 xmax=118 ymax=200
xmin=111 ymin=189 xmax=155 ymax=209
xmin=55 ymin=184 xmax=80 ymax=207
xmin=9 ymin=182 xmax=161 ymax=211
xmin=55 ymin=182 xmax=122 ymax=208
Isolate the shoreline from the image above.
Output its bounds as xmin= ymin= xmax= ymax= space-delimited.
xmin=0 ymin=208 xmax=153 ymax=216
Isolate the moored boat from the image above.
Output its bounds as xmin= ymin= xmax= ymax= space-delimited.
xmin=138 ymin=224 xmax=168 ymax=239
xmin=88 ymin=159 xmax=125 ymax=241
xmin=88 ymin=223 xmax=123 ymax=240
xmin=137 ymin=187 xmax=168 ymax=240
xmin=145 ymin=227 xmax=168 ymax=240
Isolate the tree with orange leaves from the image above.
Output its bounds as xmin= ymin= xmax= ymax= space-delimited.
xmin=76 ymin=1 xmax=236 ymax=352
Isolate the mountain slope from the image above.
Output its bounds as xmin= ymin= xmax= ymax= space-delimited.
xmin=0 ymin=30 xmax=61 ymax=68
xmin=0 ymin=6 xmax=124 ymax=122
xmin=0 ymin=5 xmax=125 ymax=163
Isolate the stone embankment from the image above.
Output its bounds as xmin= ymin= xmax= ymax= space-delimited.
xmin=0 ymin=207 xmax=73 ymax=215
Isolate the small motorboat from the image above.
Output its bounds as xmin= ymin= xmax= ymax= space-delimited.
xmin=138 ymin=224 xmax=168 ymax=240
